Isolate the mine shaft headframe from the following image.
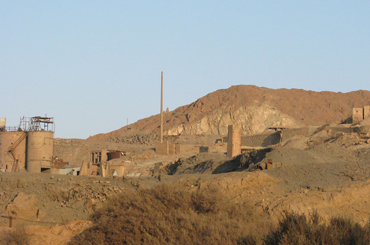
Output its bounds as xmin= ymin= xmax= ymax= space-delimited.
xmin=29 ymin=116 xmax=55 ymax=132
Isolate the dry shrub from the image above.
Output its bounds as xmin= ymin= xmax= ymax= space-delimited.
xmin=240 ymin=211 xmax=370 ymax=245
xmin=70 ymin=185 xmax=271 ymax=245
xmin=1 ymin=226 xmax=30 ymax=245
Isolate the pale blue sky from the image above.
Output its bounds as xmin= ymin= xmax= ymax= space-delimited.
xmin=1 ymin=1 xmax=369 ymax=139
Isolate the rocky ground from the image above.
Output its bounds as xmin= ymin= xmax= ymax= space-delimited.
xmin=1 ymin=127 xmax=370 ymax=244
xmin=3 ymin=86 xmax=370 ymax=244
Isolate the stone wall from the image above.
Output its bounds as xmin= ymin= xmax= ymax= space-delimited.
xmin=241 ymin=131 xmax=281 ymax=147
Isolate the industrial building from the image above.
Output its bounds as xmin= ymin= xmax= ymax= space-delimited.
xmin=0 ymin=116 xmax=54 ymax=173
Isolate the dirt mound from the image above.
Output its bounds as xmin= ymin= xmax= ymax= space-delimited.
xmin=212 ymin=148 xmax=273 ymax=174
xmin=360 ymin=116 xmax=370 ymax=126
xmin=26 ymin=220 xmax=92 ymax=245
xmin=88 ymin=86 xmax=370 ymax=140
xmin=161 ymin=134 xmax=370 ymax=193
xmin=167 ymin=152 xmax=229 ymax=175
xmin=5 ymin=192 xmax=40 ymax=221
xmin=166 ymin=148 xmax=276 ymax=175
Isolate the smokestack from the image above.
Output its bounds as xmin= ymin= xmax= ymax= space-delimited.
xmin=160 ymin=71 xmax=163 ymax=143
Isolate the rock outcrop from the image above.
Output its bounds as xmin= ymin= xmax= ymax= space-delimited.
xmin=167 ymin=102 xmax=302 ymax=135
xmin=88 ymin=85 xmax=370 ymax=140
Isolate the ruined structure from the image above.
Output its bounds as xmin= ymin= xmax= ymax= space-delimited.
xmin=353 ymin=108 xmax=364 ymax=123
xmin=79 ymin=150 xmax=128 ymax=177
xmin=364 ymin=106 xmax=370 ymax=119
xmin=0 ymin=116 xmax=54 ymax=173
xmin=352 ymin=106 xmax=370 ymax=123
xmin=0 ymin=118 xmax=5 ymax=131
xmin=155 ymin=141 xmax=181 ymax=155
xmin=227 ymin=124 xmax=241 ymax=157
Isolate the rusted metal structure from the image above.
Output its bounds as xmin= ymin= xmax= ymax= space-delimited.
xmin=0 ymin=116 xmax=54 ymax=173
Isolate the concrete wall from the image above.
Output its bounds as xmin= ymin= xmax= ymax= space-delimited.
xmin=0 ymin=131 xmax=27 ymax=172
xmin=175 ymin=144 xmax=181 ymax=154
xmin=27 ymin=131 xmax=54 ymax=173
xmin=111 ymin=165 xmax=125 ymax=177
xmin=241 ymin=131 xmax=281 ymax=147
xmin=169 ymin=143 xmax=176 ymax=155
xmin=156 ymin=142 xmax=181 ymax=155
xmin=0 ymin=118 xmax=5 ymax=130
xmin=241 ymin=126 xmax=319 ymax=147
xmin=227 ymin=125 xmax=241 ymax=157
xmin=156 ymin=141 xmax=169 ymax=155
xmin=50 ymin=167 xmax=80 ymax=175
xmin=364 ymin=106 xmax=370 ymax=120
xmin=91 ymin=150 xmax=108 ymax=164
xmin=324 ymin=125 xmax=353 ymax=134
xmin=281 ymin=127 xmax=316 ymax=142
xmin=353 ymin=108 xmax=364 ymax=123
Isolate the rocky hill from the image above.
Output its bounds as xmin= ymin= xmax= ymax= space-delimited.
xmin=88 ymin=85 xmax=370 ymax=141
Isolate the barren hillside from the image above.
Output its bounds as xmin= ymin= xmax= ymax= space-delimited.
xmin=4 ymin=85 xmax=370 ymax=244
xmin=88 ymin=85 xmax=370 ymax=141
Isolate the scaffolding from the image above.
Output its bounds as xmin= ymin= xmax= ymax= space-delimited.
xmin=4 ymin=116 xmax=55 ymax=132
xmin=29 ymin=116 xmax=54 ymax=132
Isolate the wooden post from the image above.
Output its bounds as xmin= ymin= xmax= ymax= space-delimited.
xmin=160 ymin=71 xmax=164 ymax=143
xmin=1 ymin=216 xmax=13 ymax=228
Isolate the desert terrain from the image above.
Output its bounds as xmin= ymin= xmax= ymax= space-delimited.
xmin=1 ymin=85 xmax=370 ymax=244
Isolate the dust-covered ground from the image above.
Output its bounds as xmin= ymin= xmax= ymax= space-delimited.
xmin=1 ymin=130 xmax=370 ymax=244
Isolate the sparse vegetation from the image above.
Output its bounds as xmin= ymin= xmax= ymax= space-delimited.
xmin=71 ymin=191 xmax=370 ymax=245
xmin=239 ymin=211 xmax=370 ymax=245
xmin=1 ymin=226 xmax=30 ymax=245
xmin=70 ymin=185 xmax=272 ymax=245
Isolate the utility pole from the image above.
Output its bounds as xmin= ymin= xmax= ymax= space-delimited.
xmin=160 ymin=71 xmax=164 ymax=143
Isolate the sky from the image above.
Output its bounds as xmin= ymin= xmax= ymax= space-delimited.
xmin=1 ymin=1 xmax=369 ymax=139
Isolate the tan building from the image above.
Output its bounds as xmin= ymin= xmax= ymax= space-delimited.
xmin=79 ymin=150 xmax=128 ymax=177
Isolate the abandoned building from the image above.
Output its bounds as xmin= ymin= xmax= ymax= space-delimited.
xmin=91 ymin=150 xmax=126 ymax=163
xmin=226 ymin=107 xmax=370 ymax=157
xmin=0 ymin=116 xmax=55 ymax=173
xmin=352 ymin=106 xmax=370 ymax=123
xmin=155 ymin=141 xmax=181 ymax=155
xmin=79 ymin=150 xmax=128 ymax=177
